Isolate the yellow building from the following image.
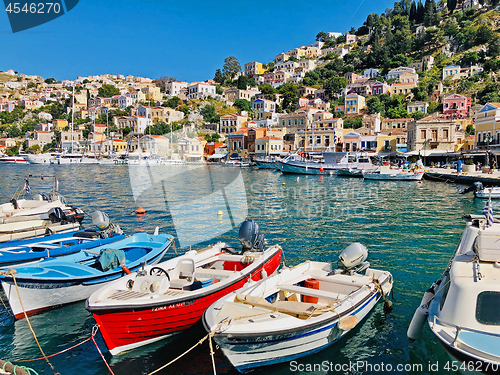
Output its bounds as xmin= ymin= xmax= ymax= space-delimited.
xmin=112 ymin=139 xmax=127 ymax=152
xmin=376 ymin=134 xmax=398 ymax=152
xmin=255 ymin=136 xmax=283 ymax=155
xmin=391 ymin=82 xmax=417 ymax=96
xmin=131 ymin=91 xmax=146 ymax=102
xmin=53 ymin=119 xmax=68 ymax=131
xmin=474 ymin=103 xmax=500 ymax=147
xmin=244 ymin=62 xmax=265 ymax=77
xmin=344 ymin=93 xmax=366 ymax=115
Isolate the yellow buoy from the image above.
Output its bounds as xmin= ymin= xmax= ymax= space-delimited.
xmin=282 ymin=182 xmax=286 ymax=186
xmin=217 ymin=210 xmax=223 ymax=216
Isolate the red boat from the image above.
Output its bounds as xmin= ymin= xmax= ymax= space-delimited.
xmin=86 ymin=221 xmax=283 ymax=355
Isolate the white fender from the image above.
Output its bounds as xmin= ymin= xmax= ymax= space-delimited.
xmin=407 ymin=304 xmax=429 ymax=342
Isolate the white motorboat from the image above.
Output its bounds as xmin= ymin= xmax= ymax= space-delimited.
xmin=222 ymin=159 xmax=251 ymax=168
xmin=50 ymin=153 xmax=99 ymax=164
xmin=280 ymin=152 xmax=373 ymax=175
xmin=0 ymin=155 xmax=29 ymax=164
xmin=363 ymin=166 xmax=424 ymax=181
xmin=204 ymin=243 xmax=393 ymax=373
xmin=254 ymin=157 xmax=281 ymax=170
xmin=24 ymin=153 xmax=59 ymax=164
xmin=408 ymin=210 xmax=500 ymax=373
xmin=459 ymin=182 xmax=500 ymax=199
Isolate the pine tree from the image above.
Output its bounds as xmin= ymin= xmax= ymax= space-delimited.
xmin=447 ymin=0 xmax=457 ymax=12
xmin=410 ymin=1 xmax=417 ymax=22
xmin=417 ymin=1 xmax=425 ymax=23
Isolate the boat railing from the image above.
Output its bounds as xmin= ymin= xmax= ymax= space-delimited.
xmin=432 ymin=315 xmax=500 ymax=347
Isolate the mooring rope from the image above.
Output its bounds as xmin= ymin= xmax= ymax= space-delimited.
xmin=2 ymin=361 xmax=39 ymax=375
xmin=10 ymin=273 xmax=60 ymax=375
xmin=0 ymin=293 xmax=13 ymax=317
xmin=91 ymin=326 xmax=115 ymax=375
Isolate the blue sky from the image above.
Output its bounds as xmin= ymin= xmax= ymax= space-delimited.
xmin=0 ymin=0 xmax=396 ymax=82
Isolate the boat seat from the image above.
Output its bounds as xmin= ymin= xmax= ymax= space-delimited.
xmin=278 ymin=284 xmax=342 ymax=302
xmin=196 ymin=269 xmax=235 ymax=278
xmin=169 ymin=258 xmax=195 ymax=289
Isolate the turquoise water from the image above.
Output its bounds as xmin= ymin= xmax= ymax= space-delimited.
xmin=0 ymin=164 xmax=489 ymax=375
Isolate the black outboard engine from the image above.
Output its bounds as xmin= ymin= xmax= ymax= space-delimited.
xmin=459 ymin=181 xmax=483 ymax=195
xmin=48 ymin=207 xmax=64 ymax=223
xmin=239 ymin=219 xmax=266 ymax=252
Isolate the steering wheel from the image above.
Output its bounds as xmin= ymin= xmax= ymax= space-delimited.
xmin=150 ymin=267 xmax=170 ymax=280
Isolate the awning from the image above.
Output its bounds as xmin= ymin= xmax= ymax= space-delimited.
xmin=208 ymin=153 xmax=227 ymax=159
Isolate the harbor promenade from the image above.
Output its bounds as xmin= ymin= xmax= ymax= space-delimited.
xmin=424 ymin=167 xmax=500 ymax=185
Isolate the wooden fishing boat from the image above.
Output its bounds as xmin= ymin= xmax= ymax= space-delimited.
xmin=363 ymin=166 xmax=424 ymax=181
xmin=86 ymin=220 xmax=283 ymax=355
xmin=203 ymin=243 xmax=393 ymax=373
xmin=0 ymin=230 xmax=125 ymax=269
xmin=0 ymin=232 xmax=173 ymax=319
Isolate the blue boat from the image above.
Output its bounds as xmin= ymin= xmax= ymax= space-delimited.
xmin=0 ymin=232 xmax=174 ymax=318
xmin=0 ymin=230 xmax=126 ymax=269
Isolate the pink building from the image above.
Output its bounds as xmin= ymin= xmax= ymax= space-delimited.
xmin=443 ymin=94 xmax=471 ymax=119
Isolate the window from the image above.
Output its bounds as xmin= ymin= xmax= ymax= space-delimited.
xmin=316 ymin=135 xmax=321 ymax=145
xmin=443 ymin=129 xmax=448 ymax=139
xmin=476 ymin=292 xmax=500 ymax=325
xmin=238 ymin=141 xmax=242 ymax=149
xmin=421 ymin=130 xmax=426 ymax=139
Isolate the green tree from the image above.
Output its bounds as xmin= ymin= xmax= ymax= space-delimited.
xmin=366 ymin=96 xmax=385 ymax=115
xmin=216 ymin=85 xmax=223 ymax=95
xmin=412 ymin=85 xmax=428 ymax=101
xmin=316 ymin=31 xmax=328 ymax=41
xmin=44 ymin=78 xmax=56 ymax=84
xmin=465 ymin=124 xmax=475 ymax=136
xmin=98 ymin=84 xmax=120 ymax=98
xmin=488 ymin=35 xmax=500 ymax=57
xmin=200 ymin=105 xmax=220 ymax=123
xmin=447 ymin=0 xmax=457 ymax=12
xmin=277 ymin=83 xmax=299 ymax=113
xmin=214 ymin=69 xmax=224 ymax=84
xmin=222 ymin=56 xmax=241 ymax=79
xmin=258 ymin=84 xmax=277 ymax=101
xmin=233 ymin=99 xmax=251 ymax=113
xmin=237 ymin=75 xmax=248 ymax=90
xmin=443 ymin=17 xmax=459 ymax=37
xmin=323 ymin=76 xmax=347 ymax=99
xmin=164 ymin=96 xmax=182 ymax=109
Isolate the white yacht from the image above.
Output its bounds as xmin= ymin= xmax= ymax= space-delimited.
xmin=408 ymin=210 xmax=500 ymax=374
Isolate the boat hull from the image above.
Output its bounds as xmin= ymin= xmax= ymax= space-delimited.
xmin=213 ymin=291 xmax=380 ymax=373
xmin=280 ymin=161 xmax=335 ymax=175
xmin=475 ymin=188 xmax=500 ymax=199
xmin=88 ymin=248 xmax=282 ymax=355
xmin=363 ymin=172 xmax=424 ymax=181
xmin=1 ymin=234 xmax=172 ymax=318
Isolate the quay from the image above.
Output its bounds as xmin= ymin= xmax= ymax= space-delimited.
xmin=424 ymin=168 xmax=500 ymax=186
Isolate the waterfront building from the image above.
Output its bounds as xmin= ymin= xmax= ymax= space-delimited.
xmin=474 ymin=103 xmax=500 ymax=148
xmin=227 ymin=130 xmax=248 ymax=157
xmin=255 ymin=136 xmax=283 ymax=156
xmin=407 ymin=116 xmax=462 ymax=152
xmin=297 ymin=117 xmax=343 ymax=151
xmin=362 ymin=113 xmax=381 ymax=133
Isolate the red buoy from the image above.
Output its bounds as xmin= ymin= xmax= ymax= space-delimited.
xmin=136 ymin=207 xmax=146 ymax=214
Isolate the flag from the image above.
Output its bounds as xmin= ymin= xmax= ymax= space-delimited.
xmin=333 ymin=129 xmax=337 ymax=147
xmin=483 ymin=193 xmax=494 ymax=227
xmin=24 ymin=180 xmax=31 ymax=195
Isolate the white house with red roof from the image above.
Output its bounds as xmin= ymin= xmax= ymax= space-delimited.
xmin=255 ymin=136 xmax=283 ymax=156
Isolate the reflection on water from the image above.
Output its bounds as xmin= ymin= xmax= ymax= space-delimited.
xmin=0 ymin=164 xmax=484 ymax=374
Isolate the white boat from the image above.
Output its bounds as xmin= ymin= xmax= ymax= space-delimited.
xmin=222 ymin=159 xmax=251 ymax=167
xmin=0 ymin=155 xmax=29 ymax=164
xmin=254 ymin=157 xmax=281 ymax=170
xmin=280 ymin=152 xmax=373 ymax=175
xmin=408 ymin=211 xmax=500 ymax=373
xmin=50 ymin=153 xmax=99 ymax=164
xmin=24 ymin=153 xmax=59 ymax=164
xmin=363 ymin=166 xmax=424 ymax=181
xmin=204 ymin=243 xmax=393 ymax=373
xmin=459 ymin=182 xmax=500 ymax=199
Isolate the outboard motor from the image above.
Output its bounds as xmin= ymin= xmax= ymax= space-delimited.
xmin=459 ymin=181 xmax=483 ymax=195
xmin=48 ymin=207 xmax=64 ymax=223
xmin=92 ymin=211 xmax=110 ymax=230
xmin=239 ymin=219 xmax=266 ymax=252
xmin=338 ymin=243 xmax=370 ymax=275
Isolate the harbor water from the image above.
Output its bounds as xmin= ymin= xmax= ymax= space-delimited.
xmin=0 ymin=164 xmax=488 ymax=374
